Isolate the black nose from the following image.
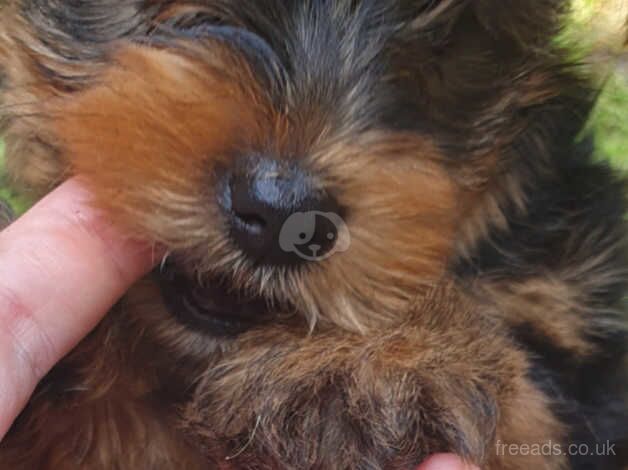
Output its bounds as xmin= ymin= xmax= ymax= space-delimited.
xmin=219 ymin=158 xmax=342 ymax=266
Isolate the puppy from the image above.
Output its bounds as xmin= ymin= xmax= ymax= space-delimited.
xmin=0 ymin=1 xmax=626 ymax=469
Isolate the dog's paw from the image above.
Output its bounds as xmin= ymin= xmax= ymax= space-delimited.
xmin=181 ymin=288 xmax=567 ymax=470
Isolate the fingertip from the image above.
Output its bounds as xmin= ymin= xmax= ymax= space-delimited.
xmin=417 ymin=454 xmax=480 ymax=470
xmin=32 ymin=178 xmax=162 ymax=280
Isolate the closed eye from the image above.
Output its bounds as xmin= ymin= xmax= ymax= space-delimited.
xmin=166 ymin=11 xmax=229 ymax=34
xmin=150 ymin=8 xmax=230 ymax=37
xmin=142 ymin=10 xmax=287 ymax=96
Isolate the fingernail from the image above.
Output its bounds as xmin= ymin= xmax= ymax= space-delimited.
xmin=418 ymin=453 xmax=480 ymax=470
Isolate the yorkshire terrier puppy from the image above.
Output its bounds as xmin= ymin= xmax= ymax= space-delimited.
xmin=0 ymin=1 xmax=626 ymax=469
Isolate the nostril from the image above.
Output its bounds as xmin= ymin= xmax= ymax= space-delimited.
xmin=232 ymin=210 xmax=266 ymax=235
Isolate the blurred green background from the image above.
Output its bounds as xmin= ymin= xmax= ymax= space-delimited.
xmin=0 ymin=0 xmax=626 ymax=216
xmin=570 ymin=0 xmax=628 ymax=169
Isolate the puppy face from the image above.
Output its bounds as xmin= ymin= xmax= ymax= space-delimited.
xmin=2 ymin=1 xmax=568 ymax=353
xmin=47 ymin=3 xmax=469 ymax=357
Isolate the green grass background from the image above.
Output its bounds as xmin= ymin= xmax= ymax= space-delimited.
xmin=569 ymin=0 xmax=628 ymax=169
xmin=594 ymin=73 xmax=628 ymax=169
xmin=0 ymin=141 xmax=29 ymax=215
xmin=0 ymin=0 xmax=626 ymax=215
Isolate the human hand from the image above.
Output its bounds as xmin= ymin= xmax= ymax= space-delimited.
xmin=0 ymin=179 xmax=157 ymax=439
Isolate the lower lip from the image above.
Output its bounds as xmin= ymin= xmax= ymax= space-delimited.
xmin=155 ymin=266 xmax=271 ymax=336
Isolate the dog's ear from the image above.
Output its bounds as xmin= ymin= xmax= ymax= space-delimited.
xmin=389 ymin=0 xmax=584 ymax=160
xmin=19 ymin=0 xmax=150 ymax=43
xmin=0 ymin=0 xmax=162 ymax=89
xmin=0 ymin=0 xmax=157 ymax=194
xmin=469 ymin=0 xmax=568 ymax=47
xmin=401 ymin=0 xmax=568 ymax=50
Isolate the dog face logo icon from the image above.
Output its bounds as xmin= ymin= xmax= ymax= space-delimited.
xmin=279 ymin=211 xmax=350 ymax=261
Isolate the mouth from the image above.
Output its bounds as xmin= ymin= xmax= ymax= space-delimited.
xmin=155 ymin=259 xmax=272 ymax=336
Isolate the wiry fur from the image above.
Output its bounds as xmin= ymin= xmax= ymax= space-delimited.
xmin=0 ymin=1 xmax=626 ymax=469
